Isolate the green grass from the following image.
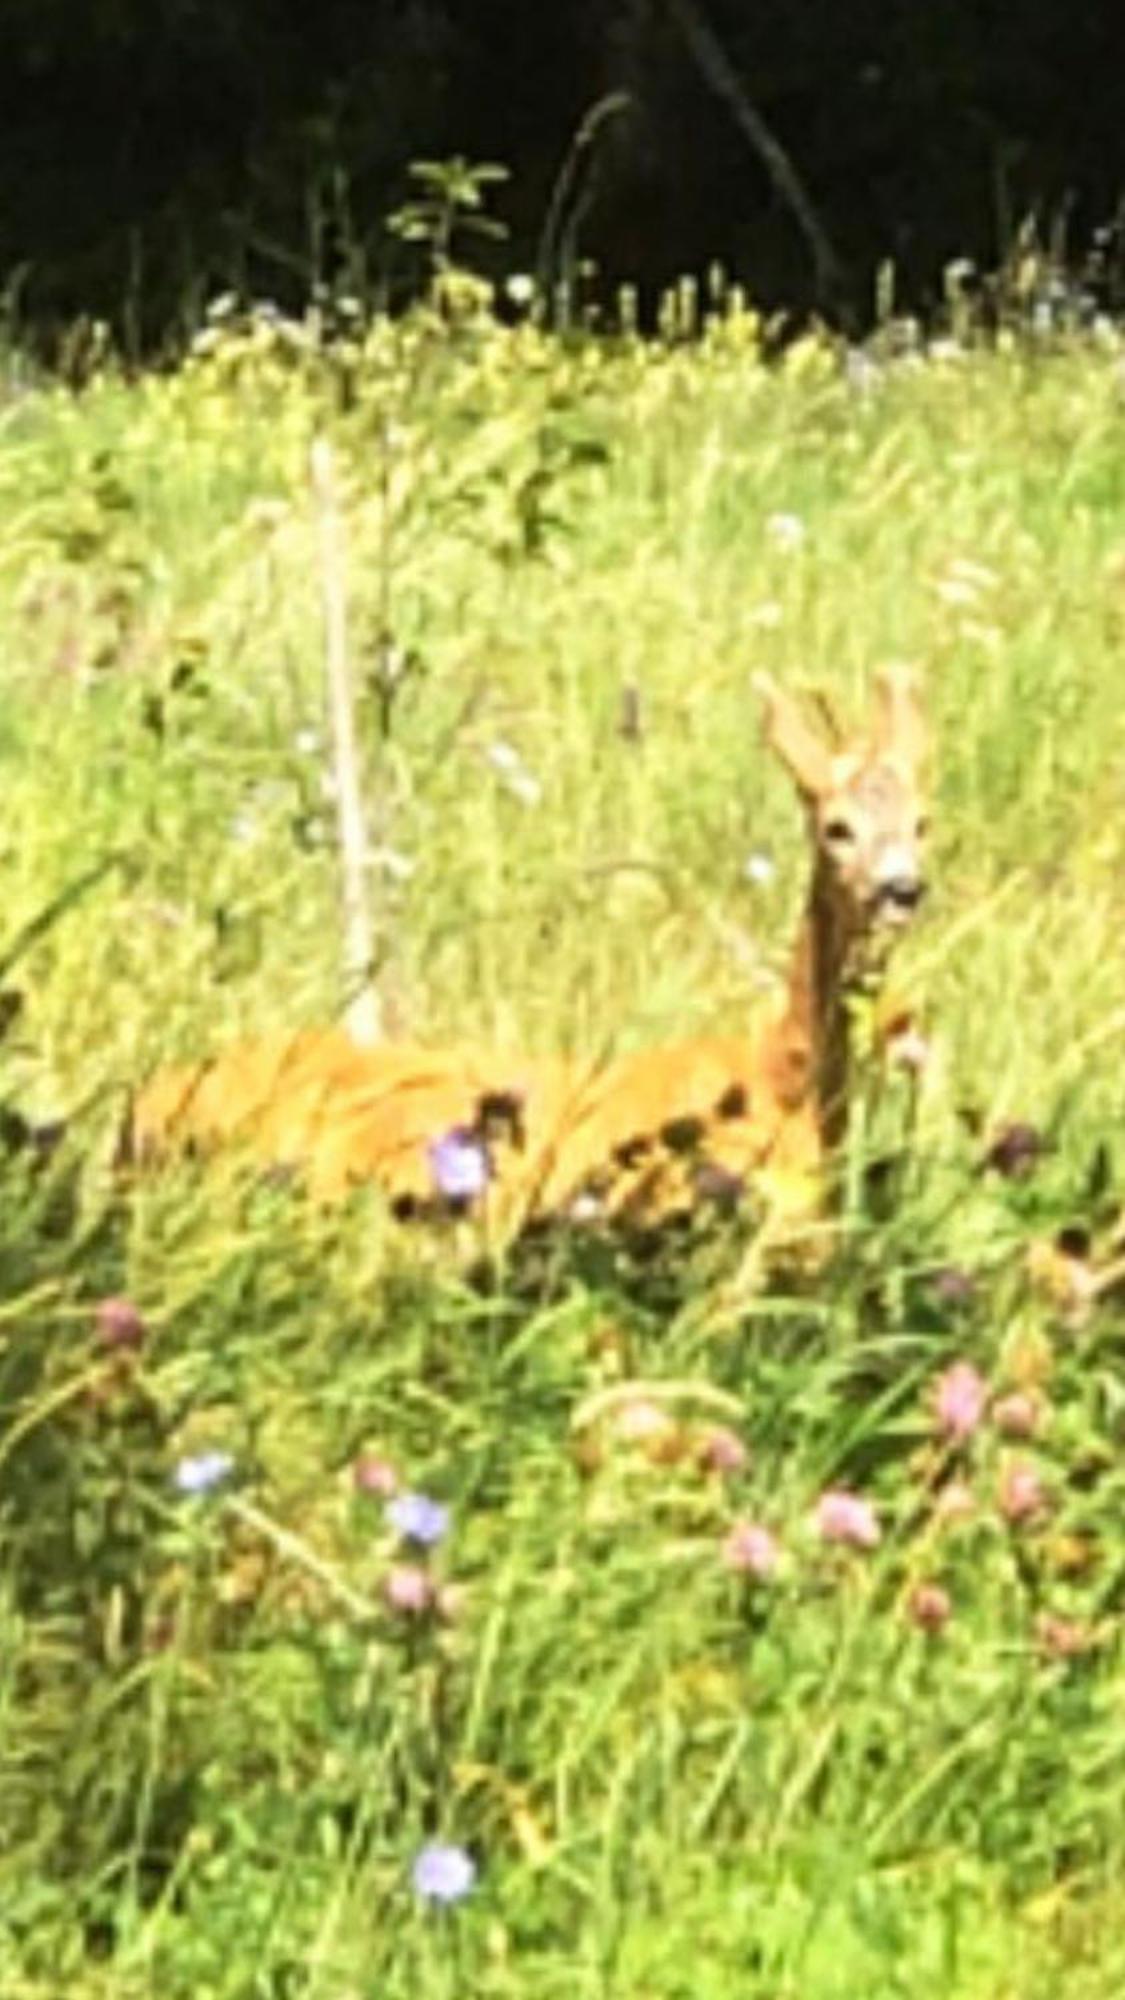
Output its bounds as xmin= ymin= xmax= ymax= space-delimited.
xmin=4 ymin=292 xmax=1125 ymax=1996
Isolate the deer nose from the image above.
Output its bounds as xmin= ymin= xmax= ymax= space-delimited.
xmin=880 ymin=875 xmax=924 ymax=913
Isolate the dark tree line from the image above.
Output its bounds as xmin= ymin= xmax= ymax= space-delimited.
xmin=3 ymin=0 xmax=1124 ymax=347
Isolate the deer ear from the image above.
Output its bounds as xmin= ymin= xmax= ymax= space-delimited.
xmin=754 ymin=672 xmax=835 ymax=797
xmin=872 ymin=664 xmax=926 ymax=770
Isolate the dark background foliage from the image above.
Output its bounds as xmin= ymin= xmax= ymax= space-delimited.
xmin=4 ymin=0 xmax=1125 ymax=345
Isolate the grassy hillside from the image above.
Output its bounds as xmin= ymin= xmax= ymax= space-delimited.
xmin=4 ymin=289 xmax=1125 ymax=1996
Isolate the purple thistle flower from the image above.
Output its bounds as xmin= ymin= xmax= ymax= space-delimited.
xmin=411 ymin=1841 xmax=476 ymax=1905
xmin=384 ymin=1564 xmax=435 ymax=1615
xmin=722 ymin=1519 xmax=779 ymax=1581
xmin=94 ymin=1295 xmax=147 ymax=1352
xmin=814 ymin=1487 xmax=881 ymax=1551
xmin=908 ymin=1580 xmax=953 ymax=1635
xmin=386 ymin=1491 xmax=450 ymax=1548
xmin=173 ymin=1450 xmax=234 ymax=1496
xmin=428 ymin=1127 xmax=490 ymax=1203
xmin=998 ymin=1459 xmax=1047 ymax=1526
xmin=698 ymin=1425 xmax=750 ymax=1477
xmin=353 ymin=1452 xmax=399 ymax=1497
xmin=992 ymin=1390 xmax=1041 ymax=1439
xmin=933 ymin=1361 xmax=987 ymax=1444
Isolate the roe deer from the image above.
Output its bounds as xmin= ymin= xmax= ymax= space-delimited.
xmin=129 ymin=667 xmax=928 ymax=1242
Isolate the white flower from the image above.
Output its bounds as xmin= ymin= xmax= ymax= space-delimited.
xmin=174 ymin=1450 xmax=234 ymax=1496
xmin=743 ymin=851 xmax=775 ymax=886
xmin=844 ymin=347 xmax=882 ymax=395
xmin=766 ymin=512 xmax=806 ymax=552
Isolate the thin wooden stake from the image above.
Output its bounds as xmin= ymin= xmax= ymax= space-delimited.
xmin=310 ymin=435 xmax=382 ymax=1046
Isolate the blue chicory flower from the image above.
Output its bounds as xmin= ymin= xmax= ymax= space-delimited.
xmin=411 ymin=1841 xmax=476 ymax=1905
xmin=427 ymin=1127 xmax=489 ymax=1202
xmin=173 ymin=1450 xmax=234 ymax=1496
xmin=386 ymin=1491 xmax=450 ymax=1548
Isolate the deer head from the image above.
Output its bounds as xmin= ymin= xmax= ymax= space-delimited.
xmin=755 ymin=666 xmax=928 ymax=948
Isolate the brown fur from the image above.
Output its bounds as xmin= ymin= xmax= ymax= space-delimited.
xmin=129 ymin=668 xmax=928 ymax=1236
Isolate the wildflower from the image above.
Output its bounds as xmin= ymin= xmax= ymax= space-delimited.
xmin=930 ymin=1265 xmax=976 ymax=1309
xmin=610 ymin=1398 xmax=684 ymax=1465
xmin=743 ymin=851 xmax=776 ymax=886
xmin=934 ymin=575 xmax=981 ymax=610
xmin=613 ymin=1397 xmax=671 ymax=1443
xmin=229 ymin=809 xmax=260 ymax=847
xmin=411 ymin=1842 xmax=476 ymax=1905
xmin=697 ymin=1426 xmax=750 ymax=1477
xmin=907 ymin=1581 xmax=952 ymax=1635
xmin=173 ymin=1450 xmax=234 ymax=1496
xmin=386 ymin=1492 xmax=451 ymax=1549
xmin=992 ymin=1391 xmax=1041 ymax=1439
xmin=814 ymin=1488 xmax=881 ymax=1551
xmin=766 ymin=511 xmax=806 ymax=552
xmin=353 ymin=1452 xmax=399 ymax=1497
xmin=844 ymin=347 xmax=882 ymax=395
xmin=93 ymin=1295 xmax=146 ymax=1352
xmin=933 ymin=1361 xmax=987 ymax=1444
xmin=722 ymin=1519 xmax=779 ymax=1581
xmin=384 ymin=1565 xmax=435 ymax=1615
xmin=998 ymin=1460 xmax=1047 ymax=1527
xmin=427 ymin=1128 xmax=489 ymax=1204
xmin=1036 ymin=1611 xmax=1094 ymax=1661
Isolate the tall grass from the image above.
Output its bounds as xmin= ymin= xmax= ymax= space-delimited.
xmin=3 ymin=289 xmax=1125 ymax=1996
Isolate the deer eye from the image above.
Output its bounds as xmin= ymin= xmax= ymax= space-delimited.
xmin=824 ymin=816 xmax=855 ymax=845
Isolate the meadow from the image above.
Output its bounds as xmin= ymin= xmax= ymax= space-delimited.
xmin=3 ymin=276 xmax=1125 ymax=1997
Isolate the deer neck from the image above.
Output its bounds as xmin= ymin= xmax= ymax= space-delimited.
xmin=776 ymin=853 xmax=863 ymax=1151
